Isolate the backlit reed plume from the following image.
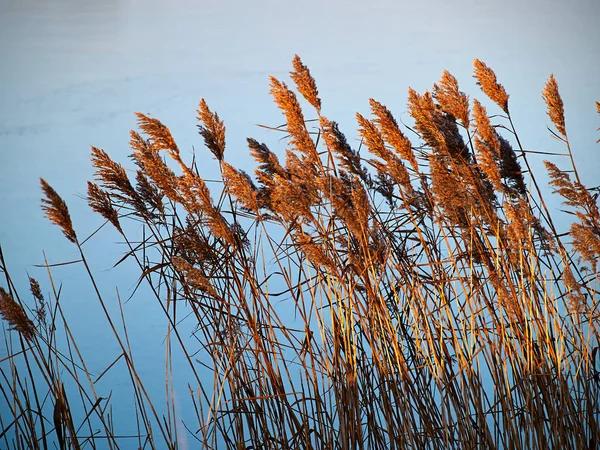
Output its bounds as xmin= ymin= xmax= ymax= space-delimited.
xmin=28 ymin=276 xmax=46 ymax=326
xmin=295 ymin=232 xmax=336 ymax=273
xmin=130 ymin=129 xmax=181 ymax=203
xmin=197 ymin=99 xmax=226 ymax=162
xmin=472 ymin=99 xmax=503 ymax=191
xmin=135 ymin=112 xmax=180 ymax=157
xmin=546 ymin=160 xmax=600 ymax=267
xmin=269 ymin=76 xmax=319 ymax=164
xmin=0 ymin=287 xmax=35 ymax=341
xmin=369 ymin=99 xmax=419 ymax=172
xmin=221 ymin=161 xmax=260 ymax=212
xmin=87 ymin=181 xmax=123 ymax=233
xmin=433 ymin=70 xmax=470 ymax=129
xmin=319 ymin=116 xmax=370 ymax=183
xmin=91 ymin=146 xmax=136 ymax=198
xmin=40 ymin=178 xmax=77 ymax=243
xmin=407 ymin=88 xmax=469 ymax=161
xmin=90 ymin=146 xmax=150 ymax=218
xmin=290 ymin=54 xmax=321 ymax=113
xmin=356 ymin=112 xmax=413 ymax=195
xmin=498 ymin=135 xmax=527 ymax=197
xmin=542 ymin=74 xmax=566 ymax=137
xmin=135 ymin=170 xmax=165 ymax=217
xmin=473 ymin=59 xmax=509 ymax=113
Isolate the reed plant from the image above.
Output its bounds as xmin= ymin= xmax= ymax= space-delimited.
xmin=1 ymin=56 xmax=599 ymax=449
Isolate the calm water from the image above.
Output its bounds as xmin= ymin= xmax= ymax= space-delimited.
xmin=1 ymin=0 xmax=599 ymax=444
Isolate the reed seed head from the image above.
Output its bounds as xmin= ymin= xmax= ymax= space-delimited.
xmin=197 ymin=99 xmax=226 ymax=161
xmin=542 ymin=74 xmax=566 ymax=137
xmin=87 ymin=182 xmax=123 ymax=233
xmin=473 ymin=59 xmax=509 ymax=113
xmin=40 ymin=178 xmax=77 ymax=244
xmin=0 ymin=287 xmax=36 ymax=341
xmin=433 ymin=70 xmax=470 ymax=128
xmin=290 ymin=55 xmax=321 ymax=112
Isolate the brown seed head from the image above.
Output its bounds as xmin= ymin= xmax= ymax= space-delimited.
xmin=135 ymin=112 xmax=180 ymax=158
xmin=542 ymin=74 xmax=566 ymax=137
xmin=433 ymin=70 xmax=470 ymax=128
xmin=197 ymin=99 xmax=226 ymax=161
xmin=290 ymin=55 xmax=321 ymax=112
xmin=0 ymin=287 xmax=36 ymax=341
xmin=87 ymin=182 xmax=123 ymax=233
xmin=269 ymin=76 xmax=318 ymax=163
xmin=369 ymin=99 xmax=418 ymax=171
xmin=473 ymin=59 xmax=509 ymax=113
xmin=222 ymin=161 xmax=260 ymax=212
xmin=40 ymin=179 xmax=77 ymax=244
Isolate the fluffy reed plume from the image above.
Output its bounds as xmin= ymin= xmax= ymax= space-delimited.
xmin=248 ymin=138 xmax=286 ymax=185
xmin=369 ymin=99 xmax=419 ymax=171
xmin=171 ymin=256 xmax=218 ymax=298
xmin=545 ymin=160 xmax=600 ymax=267
xmin=40 ymin=178 xmax=77 ymax=243
xmin=221 ymin=161 xmax=260 ymax=212
xmin=542 ymin=74 xmax=566 ymax=137
xmin=473 ymin=59 xmax=509 ymax=113
xmin=28 ymin=276 xmax=46 ymax=326
xmin=197 ymin=99 xmax=226 ymax=161
xmin=472 ymin=99 xmax=503 ymax=191
xmin=504 ymin=198 xmax=537 ymax=250
xmin=407 ymin=88 xmax=469 ymax=161
xmin=130 ymin=129 xmax=181 ymax=203
xmin=319 ymin=116 xmax=370 ymax=182
xmin=87 ymin=182 xmax=122 ymax=233
xmin=91 ymin=146 xmax=136 ymax=198
xmin=269 ymin=76 xmax=319 ymax=163
xmin=318 ymin=173 xmax=364 ymax=237
xmin=433 ymin=70 xmax=470 ymax=128
xmin=428 ymin=155 xmax=470 ymax=228
xmin=356 ymin=112 xmax=413 ymax=194
xmin=295 ymin=232 xmax=336 ymax=273
xmin=498 ymin=135 xmax=527 ymax=197
xmin=0 ymin=287 xmax=35 ymax=341
xmin=135 ymin=170 xmax=165 ymax=217
xmin=290 ymin=54 xmax=321 ymax=112
xmin=135 ymin=112 xmax=180 ymax=157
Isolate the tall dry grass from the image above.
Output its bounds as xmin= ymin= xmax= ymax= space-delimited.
xmin=1 ymin=56 xmax=599 ymax=449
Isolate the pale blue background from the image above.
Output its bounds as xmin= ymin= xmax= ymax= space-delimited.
xmin=1 ymin=0 xmax=599 ymax=445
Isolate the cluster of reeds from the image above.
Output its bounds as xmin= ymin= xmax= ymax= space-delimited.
xmin=1 ymin=56 xmax=599 ymax=449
